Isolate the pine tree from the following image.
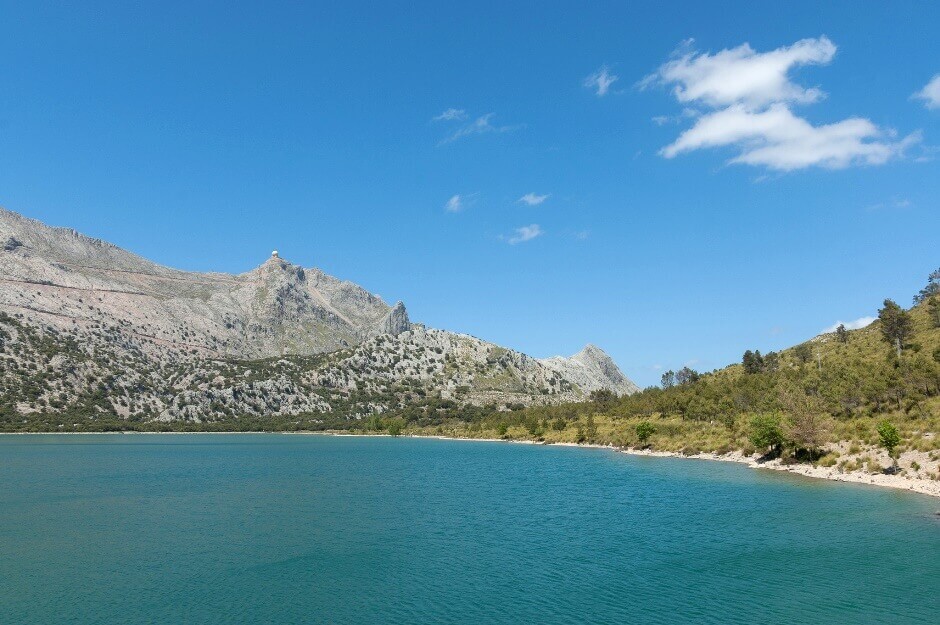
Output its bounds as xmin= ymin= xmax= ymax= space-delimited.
xmin=743 ymin=350 xmax=765 ymax=374
xmin=835 ymin=323 xmax=849 ymax=343
xmin=660 ymin=370 xmax=676 ymax=389
xmin=878 ymin=299 xmax=913 ymax=357
xmin=914 ymin=268 xmax=940 ymax=304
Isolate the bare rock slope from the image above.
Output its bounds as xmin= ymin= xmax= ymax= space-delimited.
xmin=541 ymin=344 xmax=640 ymax=396
xmin=0 ymin=208 xmax=637 ymax=425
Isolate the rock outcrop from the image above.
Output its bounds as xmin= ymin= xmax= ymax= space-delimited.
xmin=373 ymin=301 xmax=411 ymax=337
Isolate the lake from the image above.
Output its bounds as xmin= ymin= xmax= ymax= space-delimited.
xmin=1 ymin=434 xmax=938 ymax=624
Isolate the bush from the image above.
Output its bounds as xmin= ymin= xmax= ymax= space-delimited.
xmin=749 ymin=414 xmax=784 ymax=456
xmin=876 ymin=420 xmax=901 ymax=457
xmin=635 ymin=421 xmax=656 ymax=445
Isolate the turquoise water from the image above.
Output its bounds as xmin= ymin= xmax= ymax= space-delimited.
xmin=1 ymin=435 xmax=938 ymax=624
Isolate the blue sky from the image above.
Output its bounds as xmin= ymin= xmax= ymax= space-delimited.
xmin=1 ymin=2 xmax=938 ymax=387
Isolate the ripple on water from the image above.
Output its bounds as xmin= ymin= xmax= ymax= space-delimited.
xmin=0 ymin=434 xmax=938 ymax=625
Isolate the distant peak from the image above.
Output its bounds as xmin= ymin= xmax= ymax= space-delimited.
xmin=574 ymin=344 xmax=607 ymax=362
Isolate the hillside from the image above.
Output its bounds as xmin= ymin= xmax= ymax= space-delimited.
xmin=394 ymin=280 xmax=940 ymax=487
xmin=0 ymin=208 xmax=637 ymax=430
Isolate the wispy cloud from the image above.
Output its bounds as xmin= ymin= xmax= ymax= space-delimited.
xmin=438 ymin=113 xmax=520 ymax=145
xmin=518 ymin=192 xmax=549 ymax=206
xmin=574 ymin=230 xmax=590 ymax=240
xmin=645 ymin=37 xmax=920 ymax=171
xmin=584 ymin=66 xmax=618 ymax=97
xmin=865 ymin=197 xmax=912 ymax=212
xmin=651 ymin=108 xmax=699 ymax=126
xmin=821 ymin=316 xmax=875 ymax=334
xmin=444 ymin=194 xmax=464 ymax=213
xmin=913 ymin=74 xmax=940 ymax=110
xmin=433 ymin=108 xmax=467 ymax=122
xmin=506 ymin=224 xmax=544 ymax=245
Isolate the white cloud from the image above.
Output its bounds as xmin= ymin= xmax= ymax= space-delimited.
xmin=444 ymin=194 xmax=463 ymax=213
xmin=821 ymin=316 xmax=876 ymax=334
xmin=506 ymin=224 xmax=543 ymax=244
xmin=647 ymin=37 xmax=919 ymax=171
xmin=439 ymin=113 xmax=519 ymax=144
xmin=913 ymin=74 xmax=940 ymax=110
xmin=584 ymin=66 xmax=618 ymax=97
xmin=518 ymin=192 xmax=549 ymax=206
xmin=648 ymin=37 xmax=835 ymax=108
xmin=663 ymin=104 xmax=919 ymax=170
xmin=433 ymin=108 xmax=467 ymax=121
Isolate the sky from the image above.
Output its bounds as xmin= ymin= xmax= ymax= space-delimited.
xmin=0 ymin=1 xmax=938 ymax=387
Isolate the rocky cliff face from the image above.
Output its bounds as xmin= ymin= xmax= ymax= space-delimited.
xmin=0 ymin=207 xmax=637 ymax=425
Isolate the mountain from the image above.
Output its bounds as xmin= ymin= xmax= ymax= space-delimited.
xmin=542 ymin=344 xmax=640 ymax=396
xmin=0 ymin=208 xmax=637 ymax=428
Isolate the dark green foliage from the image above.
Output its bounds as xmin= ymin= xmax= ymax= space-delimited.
xmin=742 ymin=350 xmax=763 ymax=374
xmin=749 ymin=414 xmax=784 ymax=455
xmin=878 ymin=299 xmax=913 ymax=354
xmin=876 ymin=420 xmax=900 ymax=456
xmin=793 ymin=343 xmax=813 ymax=364
xmin=589 ymin=389 xmax=616 ymax=406
xmin=635 ymin=421 xmax=656 ymax=445
xmin=742 ymin=350 xmax=780 ymax=374
xmin=914 ymin=268 xmax=940 ymax=304
xmin=836 ymin=324 xmax=849 ymax=343
xmin=675 ymin=367 xmax=700 ymax=385
xmin=660 ymin=370 xmax=675 ymax=389
xmin=576 ymin=413 xmax=598 ymax=443
xmin=524 ymin=414 xmax=542 ymax=436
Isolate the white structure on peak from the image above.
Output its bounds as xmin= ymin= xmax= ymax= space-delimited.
xmin=271 ymin=250 xmax=279 ymax=258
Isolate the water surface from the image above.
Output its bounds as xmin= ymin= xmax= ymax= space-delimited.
xmin=1 ymin=434 xmax=937 ymax=624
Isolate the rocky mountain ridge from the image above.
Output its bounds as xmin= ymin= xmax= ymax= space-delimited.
xmin=0 ymin=207 xmax=637 ymax=427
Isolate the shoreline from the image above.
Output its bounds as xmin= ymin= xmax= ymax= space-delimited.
xmin=406 ymin=435 xmax=940 ymax=499
xmin=3 ymin=430 xmax=939 ymax=499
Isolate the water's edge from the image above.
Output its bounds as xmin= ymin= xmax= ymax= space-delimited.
xmin=4 ymin=431 xmax=939 ymax=500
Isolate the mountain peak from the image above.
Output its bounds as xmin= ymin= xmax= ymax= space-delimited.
xmin=538 ymin=344 xmax=638 ymax=396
